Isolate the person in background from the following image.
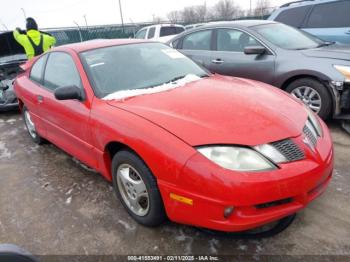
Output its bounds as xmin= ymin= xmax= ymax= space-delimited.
xmin=13 ymin=17 xmax=56 ymax=59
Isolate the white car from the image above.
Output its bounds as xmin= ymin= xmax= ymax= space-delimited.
xmin=135 ymin=24 xmax=185 ymax=43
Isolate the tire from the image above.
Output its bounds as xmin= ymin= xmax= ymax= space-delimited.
xmin=285 ymin=78 xmax=332 ymax=120
xmin=199 ymin=213 xmax=296 ymax=239
xmin=22 ymin=106 xmax=44 ymax=144
xmin=112 ymin=150 xmax=166 ymax=227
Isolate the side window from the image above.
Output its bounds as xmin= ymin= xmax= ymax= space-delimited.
xmin=182 ymin=30 xmax=212 ymax=50
xmin=147 ymin=27 xmax=156 ymax=39
xmin=307 ymin=1 xmax=350 ymax=28
xmin=171 ymin=38 xmax=180 ymax=49
xmin=274 ymin=6 xmax=311 ymax=28
xmin=43 ymin=52 xmax=81 ymax=91
xmin=217 ymin=29 xmax=261 ymax=52
xmin=135 ymin=29 xmax=147 ymax=39
xmin=29 ymin=55 xmax=47 ymax=83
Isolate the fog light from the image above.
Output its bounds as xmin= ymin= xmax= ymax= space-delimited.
xmin=223 ymin=206 xmax=234 ymax=218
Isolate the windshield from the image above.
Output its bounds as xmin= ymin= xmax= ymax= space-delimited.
xmin=253 ymin=23 xmax=323 ymax=50
xmin=80 ymin=42 xmax=207 ymax=98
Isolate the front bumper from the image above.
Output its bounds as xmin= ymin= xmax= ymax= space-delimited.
xmin=330 ymin=81 xmax=350 ymax=118
xmin=0 ymin=101 xmax=19 ymax=112
xmin=159 ymin=121 xmax=334 ymax=232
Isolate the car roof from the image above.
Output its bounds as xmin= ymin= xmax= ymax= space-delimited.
xmin=202 ymin=19 xmax=277 ymax=28
xmin=53 ymin=39 xmax=154 ymax=53
xmin=279 ymin=0 xmax=338 ymax=8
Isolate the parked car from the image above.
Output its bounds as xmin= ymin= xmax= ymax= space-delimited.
xmin=135 ymin=24 xmax=185 ymax=43
xmin=0 ymin=31 xmax=26 ymax=111
xmin=168 ymin=20 xmax=350 ymax=120
xmin=185 ymin=23 xmax=204 ymax=31
xmin=14 ymin=39 xmax=333 ymax=234
xmin=268 ymin=0 xmax=350 ymax=44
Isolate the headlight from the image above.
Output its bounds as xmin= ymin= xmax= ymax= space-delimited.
xmin=254 ymin=144 xmax=287 ymax=163
xmin=305 ymin=105 xmax=323 ymax=137
xmin=334 ymin=65 xmax=350 ymax=82
xmin=197 ymin=146 xmax=276 ymax=172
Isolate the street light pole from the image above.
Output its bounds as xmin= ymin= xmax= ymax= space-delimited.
xmin=118 ymin=0 xmax=125 ymax=33
xmin=83 ymin=15 xmax=88 ymax=28
xmin=20 ymin=8 xmax=26 ymax=21
xmin=73 ymin=21 xmax=83 ymax=42
xmin=249 ymin=0 xmax=252 ymax=16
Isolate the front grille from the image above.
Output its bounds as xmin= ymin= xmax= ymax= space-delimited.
xmin=271 ymin=139 xmax=305 ymax=162
xmin=303 ymin=124 xmax=317 ymax=147
xmin=255 ymin=197 xmax=293 ymax=209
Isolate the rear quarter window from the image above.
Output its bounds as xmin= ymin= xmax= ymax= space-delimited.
xmin=274 ymin=5 xmax=312 ymax=27
xmin=160 ymin=26 xmax=184 ymax=37
xmin=306 ymin=1 xmax=350 ymax=28
xmin=30 ymin=55 xmax=47 ymax=83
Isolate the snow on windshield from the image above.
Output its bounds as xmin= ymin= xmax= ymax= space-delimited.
xmin=102 ymin=74 xmax=200 ymax=101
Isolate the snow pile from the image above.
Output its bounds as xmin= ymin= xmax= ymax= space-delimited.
xmin=102 ymin=74 xmax=201 ymax=101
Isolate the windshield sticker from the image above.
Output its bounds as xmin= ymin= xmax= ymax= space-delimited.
xmin=161 ymin=49 xmax=186 ymax=59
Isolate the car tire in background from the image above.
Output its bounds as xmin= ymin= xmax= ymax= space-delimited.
xmin=285 ymin=78 xmax=332 ymax=120
xmin=112 ymin=150 xmax=166 ymax=227
xmin=23 ymin=106 xmax=44 ymax=144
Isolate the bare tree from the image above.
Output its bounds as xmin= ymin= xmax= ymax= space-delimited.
xmin=167 ymin=10 xmax=181 ymax=23
xmin=212 ymin=0 xmax=242 ymax=21
xmin=253 ymin=0 xmax=272 ymax=18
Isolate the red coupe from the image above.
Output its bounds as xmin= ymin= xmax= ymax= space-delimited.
xmin=14 ymin=39 xmax=333 ymax=234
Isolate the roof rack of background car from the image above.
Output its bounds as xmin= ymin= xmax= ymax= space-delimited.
xmin=280 ymin=0 xmax=317 ymax=8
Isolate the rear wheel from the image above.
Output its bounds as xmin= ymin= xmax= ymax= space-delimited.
xmin=286 ymin=78 xmax=332 ymax=120
xmin=23 ymin=106 xmax=44 ymax=144
xmin=112 ymin=150 xmax=166 ymax=227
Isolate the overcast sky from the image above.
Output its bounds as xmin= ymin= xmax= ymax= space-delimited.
xmin=1 ymin=0 xmax=291 ymax=30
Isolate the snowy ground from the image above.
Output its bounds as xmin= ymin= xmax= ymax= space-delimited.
xmin=0 ymin=111 xmax=349 ymax=258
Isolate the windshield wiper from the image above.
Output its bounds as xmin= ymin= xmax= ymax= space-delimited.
xmin=165 ymin=75 xmax=188 ymax=84
xmin=317 ymin=41 xmax=335 ymax=48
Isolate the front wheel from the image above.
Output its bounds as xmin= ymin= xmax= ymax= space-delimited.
xmin=112 ymin=150 xmax=166 ymax=227
xmin=286 ymin=78 xmax=332 ymax=120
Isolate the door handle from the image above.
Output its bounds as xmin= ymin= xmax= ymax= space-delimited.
xmin=346 ymin=30 xmax=350 ymax=35
xmin=212 ymin=59 xmax=224 ymax=65
xmin=37 ymin=95 xmax=43 ymax=104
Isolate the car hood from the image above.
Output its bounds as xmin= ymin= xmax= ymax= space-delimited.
xmin=0 ymin=32 xmax=26 ymax=65
xmin=106 ymin=75 xmax=307 ymax=146
xmin=302 ymin=44 xmax=350 ymax=61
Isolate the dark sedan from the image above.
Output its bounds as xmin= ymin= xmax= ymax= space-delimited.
xmin=168 ymin=20 xmax=350 ymax=120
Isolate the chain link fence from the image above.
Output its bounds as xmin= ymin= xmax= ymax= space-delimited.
xmin=43 ymin=14 xmax=271 ymax=47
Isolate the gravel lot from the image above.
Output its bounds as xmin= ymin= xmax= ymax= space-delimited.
xmin=0 ymin=111 xmax=349 ymax=258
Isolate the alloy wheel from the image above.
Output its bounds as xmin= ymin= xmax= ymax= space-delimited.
xmin=116 ymin=163 xmax=150 ymax=217
xmin=291 ymin=86 xmax=322 ymax=114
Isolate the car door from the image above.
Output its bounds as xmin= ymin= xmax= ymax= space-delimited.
xmin=177 ymin=29 xmax=214 ymax=69
xmin=39 ymin=51 xmax=96 ymax=167
xmin=210 ymin=28 xmax=276 ymax=84
xmin=302 ymin=1 xmax=350 ymax=44
xmin=21 ymin=54 xmax=49 ymax=137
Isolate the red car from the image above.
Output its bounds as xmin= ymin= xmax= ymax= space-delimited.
xmin=14 ymin=39 xmax=333 ymax=234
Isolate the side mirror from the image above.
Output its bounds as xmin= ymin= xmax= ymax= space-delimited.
xmin=244 ymin=46 xmax=266 ymax=55
xmin=54 ymin=85 xmax=84 ymax=101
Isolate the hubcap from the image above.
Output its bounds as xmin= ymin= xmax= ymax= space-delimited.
xmin=117 ymin=164 xmax=149 ymax=217
xmin=291 ymin=86 xmax=322 ymax=114
xmin=24 ymin=110 xmax=37 ymax=139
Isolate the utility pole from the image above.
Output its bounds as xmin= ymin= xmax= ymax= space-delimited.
xmin=118 ymin=0 xmax=125 ymax=33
